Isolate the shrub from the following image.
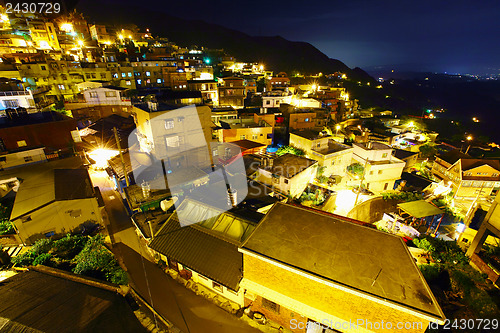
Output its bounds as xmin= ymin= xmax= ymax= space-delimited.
xmin=276 ymin=145 xmax=305 ymax=157
xmin=418 ymin=264 xmax=441 ymax=282
xmin=52 ymin=234 xmax=87 ymax=260
xmin=32 ymin=253 xmax=52 ymax=266
xmin=0 ymin=220 xmax=15 ymax=235
xmin=413 ymin=238 xmax=436 ymax=253
xmin=72 ymin=234 xmax=128 ymax=285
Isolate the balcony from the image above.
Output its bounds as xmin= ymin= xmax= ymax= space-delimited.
xmin=0 ymin=91 xmax=31 ymax=96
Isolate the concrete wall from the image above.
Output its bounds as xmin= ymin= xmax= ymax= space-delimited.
xmin=0 ymin=147 xmax=46 ymax=170
xmin=242 ymin=253 xmax=430 ymax=333
xmin=13 ymin=197 xmax=102 ymax=245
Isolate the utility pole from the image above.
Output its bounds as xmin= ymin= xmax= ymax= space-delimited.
xmin=113 ymin=127 xmax=130 ymax=187
xmin=354 ymin=156 xmax=369 ymax=206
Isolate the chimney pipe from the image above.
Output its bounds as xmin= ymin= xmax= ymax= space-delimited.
xmin=228 ymin=189 xmax=237 ymax=208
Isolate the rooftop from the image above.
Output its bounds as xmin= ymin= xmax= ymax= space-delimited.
xmin=10 ymin=168 xmax=94 ymax=220
xmin=241 ymin=202 xmax=445 ymax=321
xmin=149 ymin=198 xmax=263 ymax=290
xmin=0 ymin=111 xmax=71 ymax=129
xmin=354 ymin=141 xmax=392 ymax=151
xmin=263 ymin=153 xmax=317 ymax=178
xmin=290 ymin=129 xmax=329 ymax=141
xmin=0 ymin=270 xmax=145 ymax=333
xmin=435 ymin=149 xmax=470 ymax=165
xmin=312 ymin=140 xmax=352 ymax=155
xmin=393 ymin=148 xmax=419 ymax=160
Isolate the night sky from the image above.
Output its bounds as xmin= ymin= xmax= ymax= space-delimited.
xmin=80 ymin=0 xmax=499 ymax=74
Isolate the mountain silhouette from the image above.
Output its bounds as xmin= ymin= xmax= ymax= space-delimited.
xmin=77 ymin=0 xmax=373 ymax=81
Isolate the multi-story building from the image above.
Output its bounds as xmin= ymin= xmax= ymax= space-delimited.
xmin=269 ymin=72 xmax=290 ymax=90
xmin=187 ymin=79 xmax=218 ymax=105
xmin=26 ymin=19 xmax=60 ymax=50
xmin=255 ymin=153 xmax=317 ymax=198
xmin=290 ymin=130 xmax=353 ymax=178
xmin=431 ymin=150 xmax=500 ymax=199
xmin=131 ymin=103 xmax=213 ymax=171
xmin=0 ymin=90 xmax=36 ymax=112
xmin=352 ymin=142 xmax=405 ymax=192
xmin=218 ymin=77 xmax=246 ymax=108
xmin=215 ymin=117 xmax=273 ymax=146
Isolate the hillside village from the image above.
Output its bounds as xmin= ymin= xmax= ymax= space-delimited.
xmin=0 ymin=6 xmax=499 ymax=333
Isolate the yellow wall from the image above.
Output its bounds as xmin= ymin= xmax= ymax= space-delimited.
xmin=13 ymin=198 xmax=102 ymax=245
xmin=243 ymin=253 xmax=431 ymax=333
xmin=219 ymin=127 xmax=272 ymax=146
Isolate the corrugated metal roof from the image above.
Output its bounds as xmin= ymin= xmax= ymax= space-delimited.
xmin=149 ymin=213 xmax=243 ymax=290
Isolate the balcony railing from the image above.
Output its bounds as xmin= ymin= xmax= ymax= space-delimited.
xmin=0 ymin=91 xmax=31 ymax=96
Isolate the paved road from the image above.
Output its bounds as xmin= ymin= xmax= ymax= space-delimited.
xmin=91 ymin=170 xmax=260 ymax=333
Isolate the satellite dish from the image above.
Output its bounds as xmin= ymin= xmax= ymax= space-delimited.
xmin=160 ymin=196 xmax=178 ymax=212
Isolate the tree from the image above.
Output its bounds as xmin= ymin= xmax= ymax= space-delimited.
xmin=419 ymin=143 xmax=437 ymax=158
xmin=347 ymin=163 xmax=364 ymax=177
xmin=276 ymin=145 xmax=305 ymax=157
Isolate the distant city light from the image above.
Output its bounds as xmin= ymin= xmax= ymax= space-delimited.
xmin=466 ymin=135 xmax=473 ymax=141
xmin=472 ymin=117 xmax=479 ymax=122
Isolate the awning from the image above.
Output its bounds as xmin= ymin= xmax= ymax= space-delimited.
xmin=397 ymin=200 xmax=443 ymax=218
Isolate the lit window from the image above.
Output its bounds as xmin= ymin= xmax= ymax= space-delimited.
xmin=166 ymin=136 xmax=179 ymax=147
xmin=121 ymin=73 xmax=126 ymax=78
xmin=157 ymin=78 xmax=162 ymax=83
xmin=58 ymin=84 xmax=65 ymax=90
xmin=240 ymin=135 xmax=246 ymax=140
xmin=146 ymin=71 xmax=151 ymax=76
xmin=128 ymin=72 xmax=132 ymax=77
xmin=146 ymin=79 xmax=151 ymax=84
xmin=112 ymin=73 xmax=118 ymax=78
xmin=89 ymin=92 xmax=98 ymax=98
xmin=212 ymin=149 xmax=218 ymax=156
xmin=137 ymin=79 xmax=142 ymax=85
xmin=164 ymin=119 xmax=174 ymax=130
xmin=126 ymin=80 xmax=131 ymax=86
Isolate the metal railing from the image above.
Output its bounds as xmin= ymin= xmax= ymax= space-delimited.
xmin=0 ymin=91 xmax=31 ymax=96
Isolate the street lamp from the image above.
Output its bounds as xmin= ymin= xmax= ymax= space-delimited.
xmin=465 ymin=135 xmax=473 ymax=154
xmin=336 ymin=125 xmax=341 ymax=134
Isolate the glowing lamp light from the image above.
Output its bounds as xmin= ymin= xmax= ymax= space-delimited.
xmin=77 ymin=40 xmax=84 ymax=47
xmin=466 ymin=135 xmax=473 ymax=141
xmin=118 ymin=34 xmax=124 ymax=39
xmin=88 ymin=149 xmax=119 ymax=169
xmin=408 ymin=121 xmax=414 ymax=128
xmin=1 ymin=14 xmax=8 ymax=21
xmin=128 ymin=35 xmax=132 ymax=39
xmin=60 ymin=23 xmax=74 ymax=32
